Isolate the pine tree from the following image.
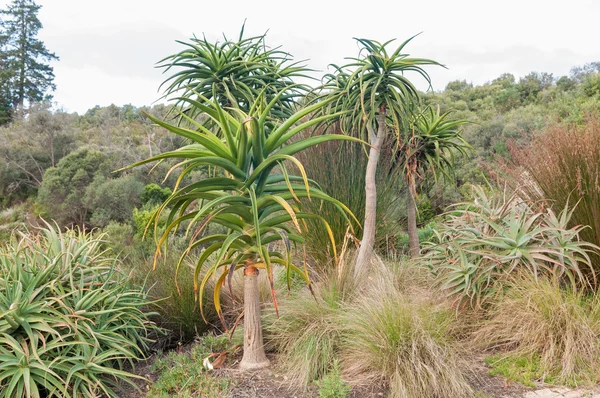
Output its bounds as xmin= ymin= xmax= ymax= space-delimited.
xmin=0 ymin=0 xmax=58 ymax=117
xmin=0 ymin=27 xmax=13 ymax=124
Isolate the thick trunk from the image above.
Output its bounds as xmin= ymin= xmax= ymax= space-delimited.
xmin=239 ymin=265 xmax=270 ymax=370
xmin=354 ymin=112 xmax=386 ymax=276
xmin=407 ymin=187 xmax=420 ymax=258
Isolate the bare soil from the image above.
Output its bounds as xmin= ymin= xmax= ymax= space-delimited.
xmin=121 ymin=347 xmax=537 ymax=398
xmin=469 ymin=354 xmax=531 ymax=398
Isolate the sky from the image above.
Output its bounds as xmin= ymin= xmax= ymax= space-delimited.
xmin=3 ymin=0 xmax=600 ymax=114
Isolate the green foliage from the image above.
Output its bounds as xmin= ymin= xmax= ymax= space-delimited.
xmin=0 ymin=202 xmax=28 ymax=241
xmin=148 ymin=335 xmax=233 ymax=397
xmin=475 ymin=277 xmax=600 ymax=386
xmin=485 ymin=354 xmax=541 ymax=388
xmin=397 ymin=222 xmax=436 ymax=253
xmin=0 ymin=104 xmax=75 ymax=203
xmin=102 ymin=218 xmax=216 ymax=345
xmin=416 ymin=197 xmax=435 ymax=224
xmin=404 ymin=105 xmax=470 ymax=190
xmin=294 ymin=134 xmax=405 ymax=263
xmin=317 ymin=360 xmax=351 ymax=398
xmin=321 ymin=36 xmax=439 ymax=140
xmin=0 ymin=0 xmax=59 ymax=110
xmin=103 ymin=220 xmax=135 ymax=255
xmin=582 ymin=73 xmax=600 ymax=97
xmin=0 ymin=225 xmax=159 ymax=397
xmin=85 ymin=175 xmax=144 ymax=227
xmin=37 ymin=148 xmax=110 ymax=226
xmin=125 ymin=92 xmax=359 ymax=328
xmin=425 ymin=186 xmax=599 ymax=308
xmin=130 ymin=253 xmax=217 ymax=346
xmin=141 ymin=183 xmax=172 ymax=206
xmin=158 ymin=25 xmax=308 ymax=120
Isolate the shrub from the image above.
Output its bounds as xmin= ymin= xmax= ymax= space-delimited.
xmin=424 ymin=186 xmax=598 ymax=308
xmin=340 ymin=288 xmax=473 ymax=398
xmin=317 ymin=360 xmax=351 ymax=398
xmin=103 ymin=220 xmax=135 ymax=256
xmin=84 ymin=174 xmax=144 ymax=227
xmin=0 ymin=225 xmax=159 ymax=397
xmin=396 ymin=222 xmax=436 ymax=254
xmin=141 ymin=183 xmax=172 ymax=207
xmin=37 ymin=148 xmax=111 ymax=226
xmin=474 ymin=277 xmax=600 ymax=386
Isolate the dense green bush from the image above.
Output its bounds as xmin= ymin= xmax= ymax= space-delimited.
xmin=0 ymin=225 xmax=159 ymax=397
xmin=37 ymin=148 xmax=111 ymax=226
xmin=84 ymin=174 xmax=144 ymax=227
xmin=140 ymin=183 xmax=172 ymax=207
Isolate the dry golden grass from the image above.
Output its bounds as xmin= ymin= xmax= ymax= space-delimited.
xmin=262 ymin=255 xmax=474 ymax=396
xmin=340 ymin=281 xmax=474 ymax=398
xmin=473 ymin=276 xmax=600 ymax=385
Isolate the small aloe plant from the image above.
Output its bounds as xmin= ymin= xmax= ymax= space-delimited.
xmin=425 ymin=186 xmax=598 ymax=308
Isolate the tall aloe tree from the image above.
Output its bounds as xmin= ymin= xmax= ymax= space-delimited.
xmin=158 ymin=26 xmax=310 ymax=120
xmin=320 ymin=36 xmax=440 ymax=273
xmin=124 ymin=92 xmax=359 ymax=370
xmin=403 ymin=106 xmax=470 ymax=256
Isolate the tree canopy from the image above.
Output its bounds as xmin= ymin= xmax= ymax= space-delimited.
xmin=0 ymin=0 xmax=58 ymax=121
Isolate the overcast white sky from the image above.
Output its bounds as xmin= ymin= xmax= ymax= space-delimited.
xmin=3 ymin=0 xmax=600 ymax=113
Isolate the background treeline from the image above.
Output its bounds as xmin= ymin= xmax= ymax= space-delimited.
xmin=2 ymin=61 xmax=600 ymax=227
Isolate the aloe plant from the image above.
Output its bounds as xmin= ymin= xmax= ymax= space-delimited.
xmin=0 ymin=225 xmax=158 ymax=397
xmin=320 ymin=36 xmax=440 ymax=273
xmin=425 ymin=186 xmax=598 ymax=308
xmin=125 ymin=91 xmax=359 ymax=369
xmin=403 ymin=106 xmax=470 ymax=257
xmin=158 ymin=25 xmax=310 ymax=120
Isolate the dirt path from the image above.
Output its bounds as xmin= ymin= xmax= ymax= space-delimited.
xmin=122 ymin=350 xmax=599 ymax=397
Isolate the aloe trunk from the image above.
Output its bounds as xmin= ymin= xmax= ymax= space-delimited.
xmin=354 ymin=112 xmax=386 ymax=275
xmin=407 ymin=187 xmax=419 ymax=257
xmin=239 ymin=264 xmax=270 ymax=370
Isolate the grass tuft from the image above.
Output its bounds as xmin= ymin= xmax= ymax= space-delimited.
xmin=340 ymin=288 xmax=474 ymax=398
xmin=263 ymin=277 xmax=347 ymax=387
xmin=475 ymin=276 xmax=600 ymax=386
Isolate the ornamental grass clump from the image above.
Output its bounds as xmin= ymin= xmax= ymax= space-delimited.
xmin=0 ymin=225 xmax=158 ymax=397
xmin=505 ymin=116 xmax=600 ymax=258
xmin=263 ymin=268 xmax=356 ymax=387
xmin=340 ymin=287 xmax=473 ymax=398
xmin=474 ymin=276 xmax=600 ymax=386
